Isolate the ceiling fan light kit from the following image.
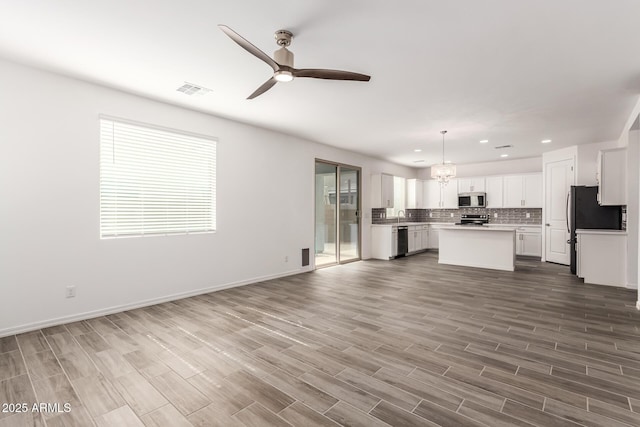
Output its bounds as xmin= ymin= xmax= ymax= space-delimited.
xmin=274 ymin=70 xmax=293 ymax=82
xmin=219 ymin=25 xmax=370 ymax=99
xmin=431 ymin=130 xmax=456 ymax=186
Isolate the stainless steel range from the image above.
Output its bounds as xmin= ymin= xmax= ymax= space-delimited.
xmin=456 ymin=214 xmax=489 ymax=226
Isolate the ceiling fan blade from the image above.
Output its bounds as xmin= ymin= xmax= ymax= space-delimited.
xmin=247 ymin=77 xmax=278 ymax=99
xmin=218 ymin=25 xmax=279 ymax=72
xmin=293 ymin=68 xmax=370 ymax=81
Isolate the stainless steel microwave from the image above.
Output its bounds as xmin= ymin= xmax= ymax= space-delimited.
xmin=458 ymin=192 xmax=486 ymax=208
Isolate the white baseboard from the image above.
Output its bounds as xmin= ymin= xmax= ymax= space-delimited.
xmin=627 ymin=282 xmax=638 ymax=290
xmin=0 ymin=267 xmax=311 ymax=338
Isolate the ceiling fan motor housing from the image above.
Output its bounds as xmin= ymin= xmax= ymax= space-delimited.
xmin=274 ymin=30 xmax=294 ymax=67
xmin=274 ymin=47 xmax=294 ymax=67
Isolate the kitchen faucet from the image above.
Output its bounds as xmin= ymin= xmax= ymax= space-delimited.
xmin=397 ymin=210 xmax=405 ymax=224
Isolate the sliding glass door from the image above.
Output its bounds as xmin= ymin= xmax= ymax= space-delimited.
xmin=339 ymin=165 xmax=360 ymax=263
xmin=314 ymin=160 xmax=361 ymax=267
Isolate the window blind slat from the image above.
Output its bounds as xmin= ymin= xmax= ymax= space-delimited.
xmin=100 ymin=118 xmax=216 ymax=238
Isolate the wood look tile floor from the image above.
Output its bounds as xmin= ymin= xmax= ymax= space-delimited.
xmin=2 ymin=252 xmax=640 ymax=427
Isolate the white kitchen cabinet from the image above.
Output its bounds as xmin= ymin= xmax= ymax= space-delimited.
xmin=371 ymin=173 xmax=394 ymax=208
xmin=423 ymin=180 xmax=441 ymax=209
xmin=408 ymin=225 xmax=418 ymax=253
xmin=421 ymin=225 xmax=429 ymax=249
xmin=429 ymin=229 xmax=439 ymax=249
xmin=485 ymin=176 xmax=504 ymax=208
xmin=391 ymin=227 xmax=398 ymax=257
xmin=516 ymin=229 xmax=542 ymax=257
xmin=576 ymin=230 xmax=627 ymax=287
xmin=457 ymin=177 xmax=486 ymax=193
xmin=597 ymin=148 xmax=626 ymax=205
xmin=427 ymin=224 xmax=446 ymax=249
xmin=442 ymin=180 xmax=459 ymax=208
xmin=371 ymin=225 xmax=397 ymax=260
xmin=406 ymin=179 xmax=424 ymax=209
xmin=503 ymin=174 xmax=542 ymax=208
xmin=408 ymin=225 xmax=428 ymax=252
xmin=424 ymin=179 xmax=458 ymax=209
xmin=372 ymin=224 xmax=428 ymax=259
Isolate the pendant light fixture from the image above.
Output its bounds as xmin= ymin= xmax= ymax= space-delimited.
xmin=430 ymin=130 xmax=456 ymax=186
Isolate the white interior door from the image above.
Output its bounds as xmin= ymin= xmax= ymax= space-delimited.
xmin=545 ymin=158 xmax=574 ymax=264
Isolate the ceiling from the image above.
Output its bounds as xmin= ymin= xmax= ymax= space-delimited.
xmin=1 ymin=0 xmax=639 ymax=167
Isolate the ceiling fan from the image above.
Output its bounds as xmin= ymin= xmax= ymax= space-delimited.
xmin=219 ymin=25 xmax=371 ymax=99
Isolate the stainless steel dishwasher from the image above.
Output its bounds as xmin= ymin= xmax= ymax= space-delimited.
xmin=396 ymin=226 xmax=408 ymax=257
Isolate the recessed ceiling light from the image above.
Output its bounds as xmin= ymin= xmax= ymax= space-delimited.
xmin=500 ymin=154 xmax=509 ymax=158
xmin=480 ymin=139 xmax=489 ymax=143
xmin=414 ymin=149 xmax=422 ymax=152
xmin=541 ymin=139 xmax=552 ymax=144
xmin=444 ymin=160 xmax=452 ymax=164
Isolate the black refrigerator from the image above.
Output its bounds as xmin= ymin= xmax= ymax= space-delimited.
xmin=569 ymin=186 xmax=622 ymax=274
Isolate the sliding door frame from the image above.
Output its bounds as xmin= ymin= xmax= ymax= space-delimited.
xmin=314 ymin=159 xmax=362 ymax=268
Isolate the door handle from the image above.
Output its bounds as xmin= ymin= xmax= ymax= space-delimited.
xmin=545 ymin=223 xmax=550 ymax=226
xmin=565 ymin=191 xmax=571 ymax=233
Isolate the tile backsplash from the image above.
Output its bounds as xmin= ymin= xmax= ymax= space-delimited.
xmin=372 ymin=207 xmax=542 ymax=225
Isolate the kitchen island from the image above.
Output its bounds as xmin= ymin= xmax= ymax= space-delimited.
xmin=439 ymin=226 xmax=517 ymax=271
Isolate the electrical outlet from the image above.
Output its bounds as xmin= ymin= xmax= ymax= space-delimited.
xmin=429 ymin=212 xmax=433 ymax=218
xmin=494 ymin=213 xmax=498 ymax=218
xmin=408 ymin=212 xmax=412 ymax=218
xmin=65 ymin=286 xmax=76 ymax=298
xmin=526 ymin=212 xmax=531 ymax=218
xmin=450 ymin=213 xmax=454 ymax=218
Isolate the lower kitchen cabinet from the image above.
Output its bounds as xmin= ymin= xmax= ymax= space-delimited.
xmin=516 ymin=230 xmax=542 ymax=257
xmin=421 ymin=225 xmax=429 ymax=249
xmin=428 ymin=225 xmax=444 ymax=249
xmin=371 ymin=225 xmax=396 ymax=260
xmin=408 ymin=225 xmax=429 ymax=253
xmin=391 ymin=227 xmax=398 ymax=258
xmin=576 ymin=230 xmax=627 ymax=287
xmin=371 ymin=224 xmax=429 ymax=259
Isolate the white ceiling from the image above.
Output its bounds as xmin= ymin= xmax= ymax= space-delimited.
xmin=1 ymin=0 xmax=639 ymax=167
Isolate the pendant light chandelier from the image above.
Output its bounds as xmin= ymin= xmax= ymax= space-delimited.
xmin=431 ymin=130 xmax=456 ymax=186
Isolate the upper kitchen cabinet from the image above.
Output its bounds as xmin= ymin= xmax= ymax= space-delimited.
xmin=424 ymin=179 xmax=441 ymax=209
xmin=406 ymin=178 xmax=424 ymax=208
xmin=457 ymin=177 xmax=486 ymax=193
xmin=442 ymin=179 xmax=459 ymax=208
xmin=485 ymin=176 xmax=504 ymax=208
xmin=503 ymin=173 xmax=542 ymax=208
xmin=371 ymin=173 xmax=394 ymax=208
xmin=424 ymin=179 xmax=458 ymax=209
xmin=597 ymin=148 xmax=626 ymax=205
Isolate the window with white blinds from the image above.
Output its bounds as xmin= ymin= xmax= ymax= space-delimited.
xmin=99 ymin=118 xmax=216 ymax=238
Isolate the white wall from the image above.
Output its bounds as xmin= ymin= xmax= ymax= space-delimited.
xmin=576 ymin=140 xmax=618 ymax=185
xmin=626 ymin=124 xmax=639 ymax=289
xmin=415 ymin=157 xmax=541 ymax=180
xmin=616 ymin=96 xmax=640 ymax=306
xmin=0 ymin=59 xmax=414 ymax=335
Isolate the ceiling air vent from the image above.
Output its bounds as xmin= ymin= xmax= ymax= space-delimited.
xmin=176 ymin=82 xmax=212 ymax=96
xmin=494 ymin=144 xmax=513 ymax=149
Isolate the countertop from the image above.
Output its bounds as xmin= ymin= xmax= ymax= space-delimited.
xmin=440 ymin=225 xmax=517 ymax=232
xmin=576 ymin=229 xmax=627 ymax=235
xmin=371 ymin=222 xmax=541 ymax=229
